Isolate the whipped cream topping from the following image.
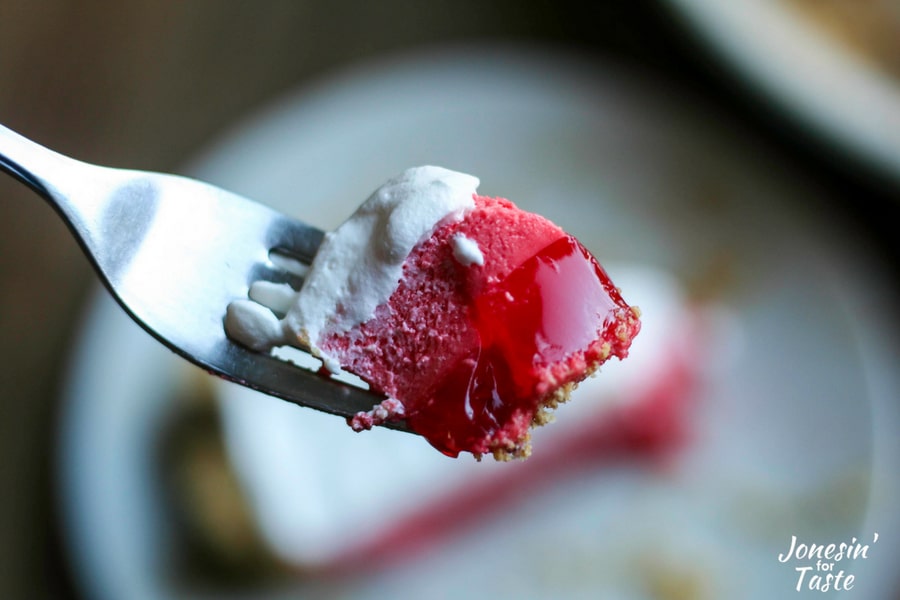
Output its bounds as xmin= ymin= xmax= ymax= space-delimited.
xmin=451 ymin=233 xmax=485 ymax=267
xmin=225 ymin=166 xmax=479 ymax=370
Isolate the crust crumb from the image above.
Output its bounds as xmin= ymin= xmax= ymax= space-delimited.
xmin=486 ymin=359 xmax=605 ymax=461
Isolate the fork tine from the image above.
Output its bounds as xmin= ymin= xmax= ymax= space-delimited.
xmin=248 ymin=261 xmax=306 ymax=291
xmin=212 ymin=341 xmax=411 ymax=432
xmin=266 ymin=214 xmax=325 ymax=263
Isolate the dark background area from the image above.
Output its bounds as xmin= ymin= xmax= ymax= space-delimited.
xmin=1 ymin=1 xmax=896 ymax=598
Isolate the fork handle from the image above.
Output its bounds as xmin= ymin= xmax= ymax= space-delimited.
xmin=0 ymin=123 xmax=100 ymax=230
xmin=0 ymin=123 xmax=118 ymax=266
xmin=0 ymin=123 xmax=69 ymax=197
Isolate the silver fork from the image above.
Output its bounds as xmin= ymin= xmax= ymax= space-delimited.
xmin=0 ymin=123 xmax=398 ymax=426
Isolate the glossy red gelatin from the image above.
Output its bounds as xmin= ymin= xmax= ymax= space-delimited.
xmin=324 ymin=195 xmax=640 ymax=459
xmin=407 ymin=236 xmax=631 ymax=457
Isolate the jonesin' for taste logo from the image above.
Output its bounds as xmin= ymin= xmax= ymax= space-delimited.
xmin=778 ymin=532 xmax=879 ymax=592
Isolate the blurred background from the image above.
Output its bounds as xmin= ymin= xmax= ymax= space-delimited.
xmin=1 ymin=1 xmax=898 ymax=598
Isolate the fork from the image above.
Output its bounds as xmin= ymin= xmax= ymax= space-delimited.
xmin=0 ymin=123 xmax=397 ymax=425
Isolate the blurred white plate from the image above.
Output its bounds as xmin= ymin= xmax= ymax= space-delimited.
xmin=665 ymin=0 xmax=900 ymax=184
xmin=59 ymin=45 xmax=900 ymax=599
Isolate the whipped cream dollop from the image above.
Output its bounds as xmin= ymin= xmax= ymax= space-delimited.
xmin=225 ymin=166 xmax=479 ymax=370
xmin=451 ymin=233 xmax=485 ymax=267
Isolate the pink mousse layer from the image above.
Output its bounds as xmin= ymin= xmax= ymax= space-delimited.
xmin=321 ymin=195 xmax=640 ymax=459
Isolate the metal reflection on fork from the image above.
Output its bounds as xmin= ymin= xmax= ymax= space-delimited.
xmin=0 ymin=123 xmax=401 ymax=427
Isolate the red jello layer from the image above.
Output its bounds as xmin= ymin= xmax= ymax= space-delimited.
xmin=323 ymin=195 xmax=640 ymax=459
